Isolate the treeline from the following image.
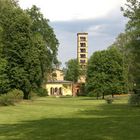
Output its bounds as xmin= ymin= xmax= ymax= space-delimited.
xmin=0 ymin=0 xmax=59 ymax=99
xmin=65 ymin=0 xmax=140 ymax=100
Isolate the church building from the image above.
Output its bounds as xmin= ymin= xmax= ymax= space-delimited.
xmin=46 ymin=69 xmax=73 ymax=96
xmin=45 ymin=32 xmax=88 ymax=96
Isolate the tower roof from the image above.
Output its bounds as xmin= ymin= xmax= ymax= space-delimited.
xmin=77 ymin=33 xmax=88 ymax=35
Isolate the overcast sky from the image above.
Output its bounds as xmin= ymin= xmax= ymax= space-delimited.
xmin=19 ymin=0 xmax=127 ymax=67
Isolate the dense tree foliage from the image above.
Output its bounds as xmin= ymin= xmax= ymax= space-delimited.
xmin=26 ymin=5 xmax=59 ymax=69
xmin=64 ymin=59 xmax=80 ymax=83
xmin=26 ymin=5 xmax=59 ymax=88
xmin=0 ymin=0 xmax=58 ymax=99
xmin=0 ymin=24 xmax=10 ymax=93
xmin=86 ymin=48 xmax=128 ymax=98
xmin=109 ymin=33 xmax=131 ymax=54
xmin=109 ymin=33 xmax=133 ymax=89
xmin=122 ymin=0 xmax=140 ymax=88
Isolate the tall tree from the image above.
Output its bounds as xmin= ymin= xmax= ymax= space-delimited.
xmin=26 ymin=5 xmax=59 ymax=86
xmin=0 ymin=0 xmax=59 ymax=99
xmin=26 ymin=5 xmax=59 ymax=69
xmin=86 ymin=48 xmax=128 ymax=98
xmin=0 ymin=26 xmax=10 ymax=93
xmin=122 ymin=0 xmax=140 ymax=88
xmin=109 ymin=33 xmax=133 ymax=90
xmin=0 ymin=0 xmax=33 ymax=97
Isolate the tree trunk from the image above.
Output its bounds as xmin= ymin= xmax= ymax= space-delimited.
xmin=102 ymin=92 xmax=105 ymax=99
xmin=97 ymin=93 xmax=99 ymax=100
xmin=23 ymin=92 xmax=29 ymax=100
xmin=112 ymin=93 xmax=114 ymax=98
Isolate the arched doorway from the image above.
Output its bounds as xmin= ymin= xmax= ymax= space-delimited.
xmin=50 ymin=87 xmax=54 ymax=95
xmin=54 ymin=87 xmax=58 ymax=95
xmin=59 ymin=87 xmax=62 ymax=95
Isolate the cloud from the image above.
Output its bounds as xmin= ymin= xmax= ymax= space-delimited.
xmin=19 ymin=0 xmax=126 ymax=21
xmin=18 ymin=0 xmax=127 ymax=67
xmin=50 ymin=8 xmax=127 ymax=66
xmin=87 ymin=25 xmax=107 ymax=36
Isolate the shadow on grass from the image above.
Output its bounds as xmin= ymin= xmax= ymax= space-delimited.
xmin=80 ymin=103 xmax=140 ymax=117
xmin=0 ymin=104 xmax=140 ymax=140
xmin=0 ymin=118 xmax=139 ymax=140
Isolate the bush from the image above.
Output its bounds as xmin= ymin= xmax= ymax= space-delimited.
xmin=88 ymin=92 xmax=95 ymax=97
xmin=129 ymin=93 xmax=140 ymax=106
xmin=105 ymin=97 xmax=114 ymax=104
xmin=88 ymin=92 xmax=102 ymax=99
xmin=78 ymin=84 xmax=87 ymax=96
xmin=0 ymin=89 xmax=23 ymax=106
xmin=7 ymin=89 xmax=24 ymax=101
xmin=33 ymin=88 xmax=48 ymax=97
xmin=0 ymin=94 xmax=14 ymax=106
xmin=28 ymin=91 xmax=38 ymax=99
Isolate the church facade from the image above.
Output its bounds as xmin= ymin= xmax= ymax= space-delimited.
xmin=46 ymin=69 xmax=73 ymax=96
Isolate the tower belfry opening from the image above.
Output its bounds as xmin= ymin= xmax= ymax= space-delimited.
xmin=77 ymin=32 xmax=88 ymax=83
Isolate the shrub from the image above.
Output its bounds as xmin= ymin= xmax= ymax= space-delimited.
xmin=78 ymin=84 xmax=87 ymax=96
xmin=0 ymin=89 xmax=23 ymax=106
xmin=105 ymin=97 xmax=114 ymax=104
xmin=88 ymin=92 xmax=102 ymax=99
xmin=129 ymin=93 xmax=140 ymax=106
xmin=33 ymin=88 xmax=48 ymax=97
xmin=0 ymin=94 xmax=14 ymax=106
xmin=28 ymin=91 xmax=37 ymax=99
xmin=7 ymin=89 xmax=24 ymax=102
xmin=88 ymin=92 xmax=95 ymax=97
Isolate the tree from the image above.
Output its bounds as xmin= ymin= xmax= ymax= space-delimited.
xmin=0 ymin=22 xmax=9 ymax=93
xmin=64 ymin=59 xmax=80 ymax=83
xmin=122 ymin=0 xmax=140 ymax=88
xmin=26 ymin=5 xmax=59 ymax=87
xmin=26 ymin=5 xmax=59 ymax=69
xmin=86 ymin=48 xmax=128 ymax=98
xmin=0 ymin=58 xmax=10 ymax=93
xmin=109 ymin=33 xmax=131 ymax=53
xmin=109 ymin=33 xmax=133 ymax=90
xmin=0 ymin=0 xmax=59 ymax=99
xmin=0 ymin=0 xmax=35 ymax=98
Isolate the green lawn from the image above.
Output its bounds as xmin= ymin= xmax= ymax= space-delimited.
xmin=0 ymin=96 xmax=140 ymax=140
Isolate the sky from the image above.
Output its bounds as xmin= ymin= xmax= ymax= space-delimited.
xmin=19 ymin=0 xmax=127 ymax=67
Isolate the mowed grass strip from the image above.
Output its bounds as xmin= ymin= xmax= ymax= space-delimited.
xmin=0 ymin=96 xmax=140 ymax=140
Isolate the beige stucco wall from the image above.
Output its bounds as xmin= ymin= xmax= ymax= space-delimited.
xmin=54 ymin=69 xmax=64 ymax=81
xmin=46 ymin=83 xmax=73 ymax=96
xmin=78 ymin=75 xmax=86 ymax=83
xmin=62 ymin=84 xmax=73 ymax=96
xmin=47 ymin=69 xmax=64 ymax=81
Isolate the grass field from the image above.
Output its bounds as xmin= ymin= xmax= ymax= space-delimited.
xmin=0 ymin=95 xmax=140 ymax=140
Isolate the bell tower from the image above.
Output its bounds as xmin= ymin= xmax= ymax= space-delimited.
xmin=77 ymin=33 xmax=88 ymax=83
